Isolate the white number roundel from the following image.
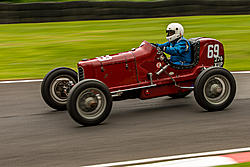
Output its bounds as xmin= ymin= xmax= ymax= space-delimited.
xmin=156 ymin=62 xmax=162 ymax=68
xmin=207 ymin=44 xmax=219 ymax=58
xmin=96 ymin=55 xmax=112 ymax=61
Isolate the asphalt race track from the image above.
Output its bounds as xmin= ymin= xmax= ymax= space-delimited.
xmin=0 ymin=73 xmax=250 ymax=167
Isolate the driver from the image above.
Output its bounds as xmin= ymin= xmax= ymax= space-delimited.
xmin=155 ymin=23 xmax=192 ymax=65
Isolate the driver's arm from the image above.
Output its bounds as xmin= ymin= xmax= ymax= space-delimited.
xmin=157 ymin=42 xmax=170 ymax=48
xmin=164 ymin=40 xmax=188 ymax=55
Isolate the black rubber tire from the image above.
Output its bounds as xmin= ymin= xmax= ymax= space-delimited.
xmin=194 ymin=67 xmax=236 ymax=111
xmin=67 ymin=79 xmax=113 ymax=126
xmin=41 ymin=67 xmax=78 ymax=111
xmin=168 ymin=90 xmax=192 ymax=99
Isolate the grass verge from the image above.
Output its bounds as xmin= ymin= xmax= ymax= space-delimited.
xmin=0 ymin=15 xmax=250 ymax=80
xmin=216 ymin=162 xmax=250 ymax=167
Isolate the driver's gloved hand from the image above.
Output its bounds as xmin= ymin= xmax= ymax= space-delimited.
xmin=159 ymin=45 xmax=166 ymax=52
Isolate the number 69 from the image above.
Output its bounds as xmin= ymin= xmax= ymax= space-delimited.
xmin=207 ymin=44 xmax=219 ymax=58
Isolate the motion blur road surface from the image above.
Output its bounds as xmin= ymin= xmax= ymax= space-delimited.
xmin=0 ymin=73 xmax=250 ymax=167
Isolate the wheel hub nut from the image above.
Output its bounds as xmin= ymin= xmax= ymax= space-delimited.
xmin=85 ymin=97 xmax=97 ymax=109
xmin=211 ymin=84 xmax=222 ymax=95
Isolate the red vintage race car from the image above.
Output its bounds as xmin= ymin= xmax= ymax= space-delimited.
xmin=41 ymin=37 xmax=236 ymax=126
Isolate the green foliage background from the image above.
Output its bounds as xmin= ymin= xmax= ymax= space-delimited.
xmin=0 ymin=15 xmax=249 ymax=80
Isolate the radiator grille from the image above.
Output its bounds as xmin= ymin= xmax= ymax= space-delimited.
xmin=78 ymin=67 xmax=84 ymax=81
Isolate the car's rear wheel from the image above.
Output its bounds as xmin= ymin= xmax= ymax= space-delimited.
xmin=41 ymin=67 xmax=78 ymax=110
xmin=194 ymin=67 xmax=236 ymax=111
xmin=67 ymin=79 xmax=113 ymax=126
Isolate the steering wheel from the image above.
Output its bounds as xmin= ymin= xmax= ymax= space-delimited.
xmin=157 ymin=47 xmax=170 ymax=64
xmin=150 ymin=43 xmax=170 ymax=64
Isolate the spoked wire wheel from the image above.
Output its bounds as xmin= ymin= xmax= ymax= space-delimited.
xmin=41 ymin=67 xmax=78 ymax=110
xmin=50 ymin=75 xmax=76 ymax=105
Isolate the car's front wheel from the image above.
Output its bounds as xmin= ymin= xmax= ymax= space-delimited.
xmin=67 ymin=79 xmax=113 ymax=126
xmin=41 ymin=67 xmax=78 ymax=110
xmin=194 ymin=67 xmax=236 ymax=111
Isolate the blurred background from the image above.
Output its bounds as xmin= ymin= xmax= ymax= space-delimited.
xmin=0 ymin=0 xmax=249 ymax=79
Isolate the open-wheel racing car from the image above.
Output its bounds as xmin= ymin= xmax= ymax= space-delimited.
xmin=41 ymin=37 xmax=236 ymax=126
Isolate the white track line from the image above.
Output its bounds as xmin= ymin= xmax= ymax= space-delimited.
xmin=0 ymin=71 xmax=249 ymax=84
xmin=231 ymin=71 xmax=250 ymax=74
xmin=129 ymin=156 xmax=237 ymax=167
xmin=0 ymin=79 xmax=43 ymax=84
xmin=82 ymin=147 xmax=250 ymax=167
